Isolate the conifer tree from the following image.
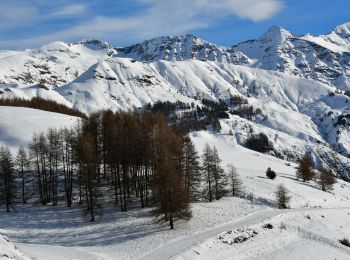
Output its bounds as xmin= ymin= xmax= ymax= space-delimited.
xmin=153 ymin=116 xmax=191 ymax=229
xmin=296 ymin=154 xmax=315 ymax=182
xmin=183 ymin=137 xmax=201 ymax=201
xmin=202 ymin=145 xmax=226 ymax=201
xmin=227 ymin=164 xmax=243 ymax=197
xmin=202 ymin=144 xmax=214 ymax=202
xmin=275 ymin=184 xmax=291 ymax=209
xmin=318 ymin=167 xmax=336 ymax=192
xmin=0 ymin=146 xmax=14 ymax=212
xmin=16 ymin=146 xmax=30 ymax=203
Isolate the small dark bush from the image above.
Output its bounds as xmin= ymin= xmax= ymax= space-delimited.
xmin=266 ymin=167 xmax=276 ymax=180
xmin=339 ymin=238 xmax=350 ymax=247
xmin=263 ymin=223 xmax=273 ymax=229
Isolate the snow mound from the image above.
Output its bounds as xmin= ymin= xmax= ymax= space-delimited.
xmin=0 ymin=234 xmax=30 ymax=260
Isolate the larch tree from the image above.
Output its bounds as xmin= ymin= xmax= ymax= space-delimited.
xmin=16 ymin=146 xmax=30 ymax=203
xmin=318 ymin=166 xmax=337 ymax=192
xmin=202 ymin=145 xmax=227 ymax=201
xmin=0 ymin=146 xmax=15 ymax=212
xmin=275 ymin=184 xmax=291 ymax=209
xmin=296 ymin=154 xmax=315 ymax=182
xmin=183 ymin=137 xmax=201 ymax=202
xmin=202 ymin=144 xmax=214 ymax=202
xmin=153 ymin=116 xmax=191 ymax=229
xmin=227 ymin=164 xmax=243 ymax=197
xmin=212 ymin=147 xmax=227 ymax=200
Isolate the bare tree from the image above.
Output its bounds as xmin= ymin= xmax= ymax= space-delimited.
xmin=202 ymin=145 xmax=226 ymax=201
xmin=183 ymin=137 xmax=201 ymax=202
xmin=212 ymin=147 xmax=227 ymax=200
xmin=202 ymin=144 xmax=214 ymax=202
xmin=16 ymin=146 xmax=30 ymax=203
xmin=0 ymin=146 xmax=14 ymax=212
xmin=296 ymin=154 xmax=315 ymax=182
xmin=317 ymin=167 xmax=336 ymax=192
xmin=227 ymin=164 xmax=243 ymax=197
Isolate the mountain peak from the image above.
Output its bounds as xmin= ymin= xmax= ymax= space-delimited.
xmin=334 ymin=22 xmax=350 ymax=37
xmin=70 ymin=39 xmax=113 ymax=50
xmin=260 ymin=26 xmax=293 ymax=44
xmin=115 ymin=34 xmax=249 ymax=64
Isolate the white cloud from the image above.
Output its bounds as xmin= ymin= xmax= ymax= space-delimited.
xmin=50 ymin=4 xmax=88 ymax=17
xmin=0 ymin=1 xmax=39 ymax=29
xmin=0 ymin=0 xmax=283 ymax=49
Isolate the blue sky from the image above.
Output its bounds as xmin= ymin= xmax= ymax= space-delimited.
xmin=0 ymin=0 xmax=349 ymax=49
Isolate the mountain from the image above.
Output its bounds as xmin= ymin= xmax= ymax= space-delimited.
xmin=0 ymin=39 xmax=115 ymax=90
xmin=234 ymin=24 xmax=350 ymax=90
xmin=1 ymin=23 xmax=350 ymax=179
xmin=115 ymin=34 xmax=250 ymax=64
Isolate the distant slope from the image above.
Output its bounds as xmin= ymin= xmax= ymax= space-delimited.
xmin=0 ymin=107 xmax=78 ymax=152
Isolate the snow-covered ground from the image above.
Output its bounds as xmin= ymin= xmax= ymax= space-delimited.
xmin=0 ymin=106 xmax=78 ymax=152
xmin=0 ymin=130 xmax=349 ymax=260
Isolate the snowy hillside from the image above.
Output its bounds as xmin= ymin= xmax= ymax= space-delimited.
xmin=0 ymin=234 xmax=30 ymax=260
xmin=55 ymin=58 xmax=350 ymax=172
xmin=1 ymin=55 xmax=350 ymax=178
xmin=0 ymin=107 xmax=78 ymax=152
xmin=0 ymin=131 xmax=349 ymax=260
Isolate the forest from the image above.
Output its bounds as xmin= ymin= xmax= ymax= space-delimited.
xmin=0 ymin=100 xmax=337 ymax=229
xmin=0 ymin=110 xmax=237 ymax=229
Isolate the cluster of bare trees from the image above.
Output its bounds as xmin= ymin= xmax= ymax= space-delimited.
xmin=0 ymin=111 xmax=245 ymax=229
xmin=202 ymin=144 xmax=227 ymax=201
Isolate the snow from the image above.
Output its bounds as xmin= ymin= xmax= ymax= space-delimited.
xmin=0 ymin=22 xmax=350 ymax=260
xmin=0 ymin=130 xmax=349 ymax=259
xmin=0 ymin=234 xmax=30 ymax=260
xmin=0 ymin=107 xmax=79 ymax=152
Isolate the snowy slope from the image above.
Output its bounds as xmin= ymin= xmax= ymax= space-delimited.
xmin=0 ymin=107 xmax=79 ymax=152
xmin=0 ymin=131 xmax=349 ymax=260
xmin=56 ymin=58 xmax=350 ymax=162
xmin=2 ymin=56 xmax=350 ymax=176
xmin=0 ymin=234 xmax=30 ymax=260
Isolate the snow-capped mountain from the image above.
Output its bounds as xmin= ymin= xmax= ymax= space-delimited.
xmin=115 ymin=34 xmax=250 ymax=64
xmin=1 ymin=23 xmax=350 ymax=179
xmin=235 ymin=24 xmax=350 ymax=90
xmin=0 ymin=39 xmax=115 ymax=89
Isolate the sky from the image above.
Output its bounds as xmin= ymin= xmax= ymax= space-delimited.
xmin=0 ymin=0 xmax=349 ymax=50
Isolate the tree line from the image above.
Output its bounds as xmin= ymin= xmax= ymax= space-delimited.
xmin=0 ymin=97 xmax=87 ymax=118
